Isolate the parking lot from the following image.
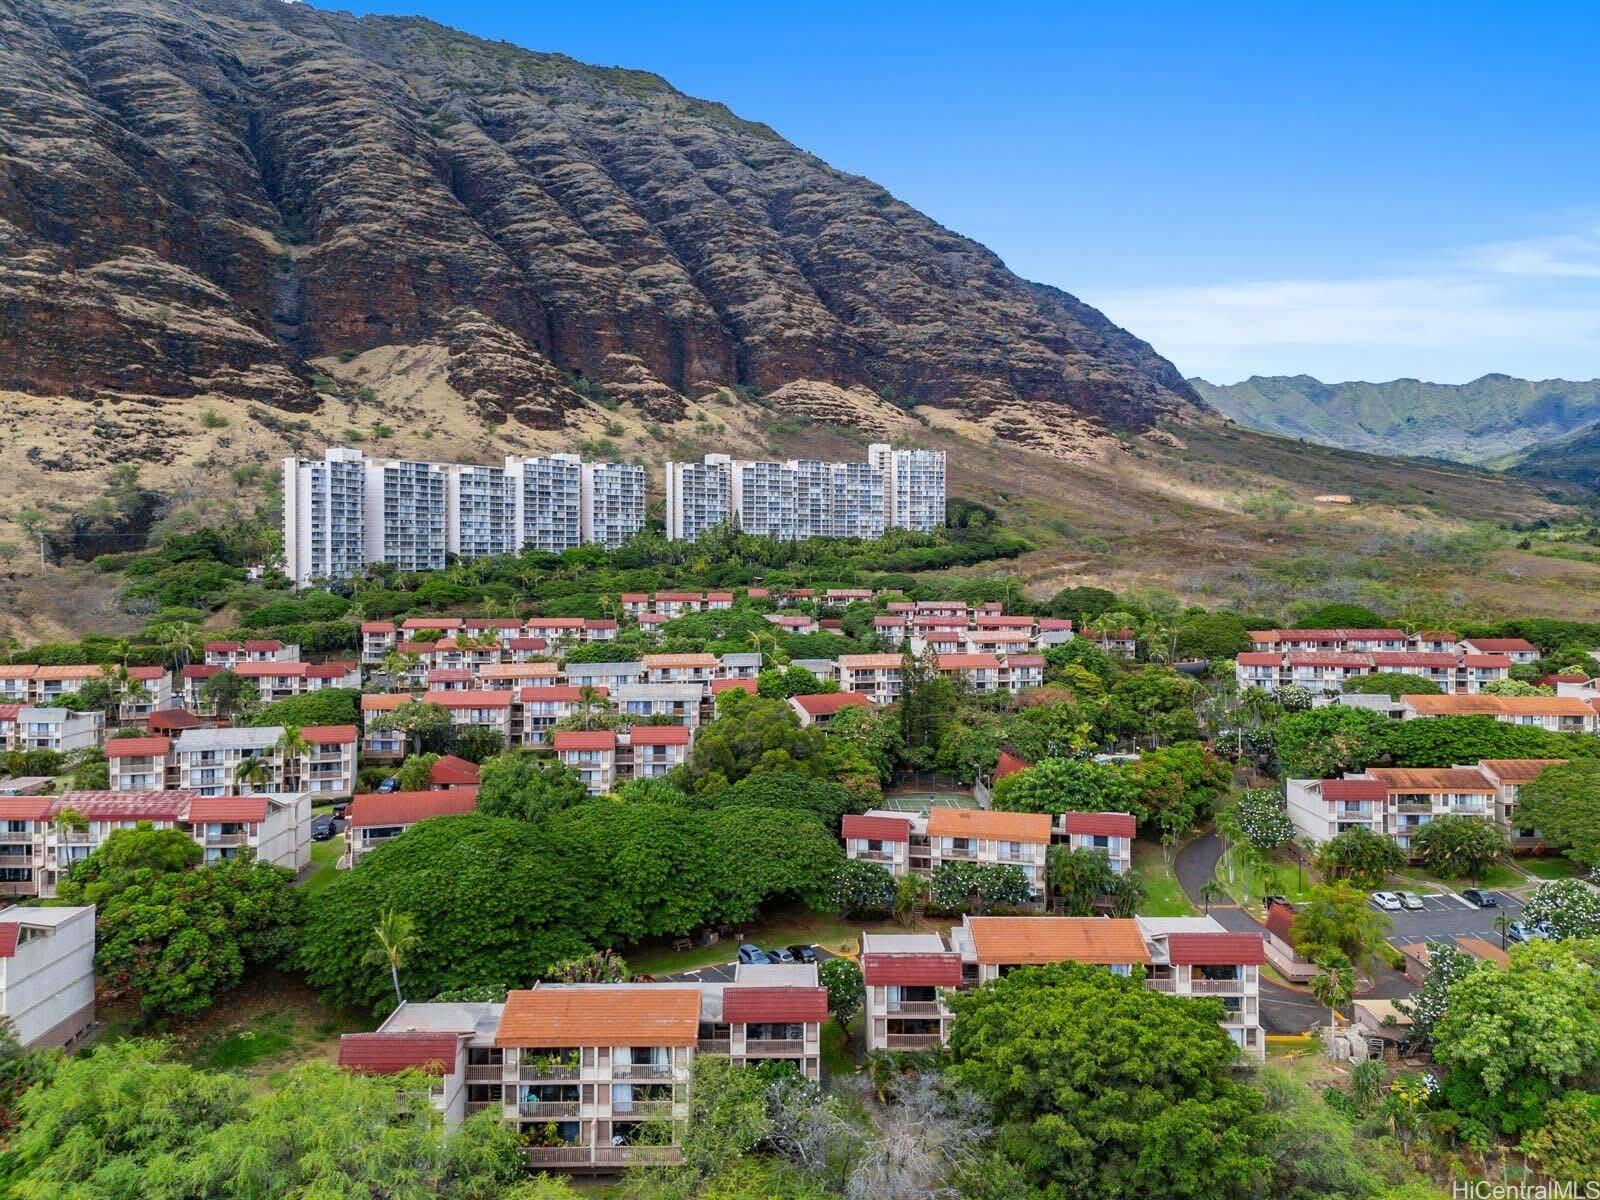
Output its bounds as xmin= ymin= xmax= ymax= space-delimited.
xmin=1372 ymin=887 xmax=1524 ymax=948
xmin=659 ymin=943 xmax=839 ymax=984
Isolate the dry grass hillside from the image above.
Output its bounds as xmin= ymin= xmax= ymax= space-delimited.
xmin=3 ymin=342 xmax=1598 ymax=641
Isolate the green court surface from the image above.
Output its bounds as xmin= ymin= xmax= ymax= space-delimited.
xmin=878 ymin=789 xmax=980 ymax=811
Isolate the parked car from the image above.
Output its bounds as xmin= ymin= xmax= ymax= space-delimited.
xmin=787 ymin=945 xmax=818 ymax=964
xmin=1462 ymin=888 xmax=1497 ymax=908
xmin=311 ymin=816 xmax=336 ymax=841
xmin=737 ymin=943 xmax=771 ymax=965
xmin=1371 ymin=891 xmax=1403 ymax=911
xmin=375 ymin=777 xmax=400 ymax=794
xmin=331 ymin=801 xmax=351 ymax=818
xmin=1505 ymin=921 xmax=1549 ymax=943
xmin=1397 ymin=891 xmax=1425 ymax=911
xmin=767 ymin=947 xmax=796 ymax=964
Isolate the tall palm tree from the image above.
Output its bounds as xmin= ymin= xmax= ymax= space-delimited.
xmin=370 ymin=907 xmax=418 ymax=1008
xmin=275 ymin=725 xmax=311 ymax=791
xmin=1311 ymin=957 xmax=1355 ymax=1034
xmin=575 ymin=685 xmax=607 ymax=731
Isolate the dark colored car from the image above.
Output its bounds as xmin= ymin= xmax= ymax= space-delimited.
xmin=376 ymin=777 xmax=401 ymax=794
xmin=787 ymin=945 xmax=818 ymax=964
xmin=737 ymin=943 xmax=771 ymax=965
xmin=331 ymin=801 xmax=352 ymax=818
xmin=311 ymin=816 xmax=336 ymax=841
xmin=1461 ymin=888 xmax=1497 ymax=908
xmin=766 ymin=947 xmax=796 ymax=964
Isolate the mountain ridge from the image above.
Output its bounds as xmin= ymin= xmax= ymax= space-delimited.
xmin=0 ymin=0 xmax=1202 ymax=448
xmin=1190 ymin=373 xmax=1600 ymax=464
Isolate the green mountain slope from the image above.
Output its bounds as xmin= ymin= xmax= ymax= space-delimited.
xmin=1190 ymin=374 xmax=1600 ymax=463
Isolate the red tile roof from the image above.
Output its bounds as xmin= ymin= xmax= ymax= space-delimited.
xmin=428 ymin=755 xmax=481 ymax=787
xmin=1265 ymin=902 xmax=1297 ymax=942
xmin=187 ymin=795 xmax=270 ymax=823
xmin=204 ymin=641 xmax=242 ymax=652
xmin=710 ymin=678 xmax=758 ymax=694
xmin=860 ymin=952 xmax=963 ymax=987
xmin=519 ymin=686 xmax=601 ymax=703
xmin=1461 ymin=654 xmax=1514 ymax=668
xmin=791 ymin=692 xmax=872 ymax=716
xmin=841 ymin=814 xmax=911 ymax=842
xmin=347 ymin=790 xmax=478 ymax=828
xmin=52 ymin=791 xmax=196 ymax=821
xmin=1062 ymin=811 xmax=1137 ymax=838
xmin=496 ymin=987 xmax=700 ymax=1047
xmin=507 ymin=638 xmax=550 ymax=651
xmin=182 ymin=665 xmax=222 ymax=680
xmin=423 ymin=690 xmax=513 ymax=709
xmin=628 ymin=725 xmax=690 ymax=746
xmin=1286 ymin=652 xmax=1372 ymax=668
xmin=722 ymin=986 xmax=828 ymax=1024
xmin=401 ymin=618 xmax=462 ymax=630
xmin=1235 ymin=652 xmax=1281 ymax=666
xmin=1318 ymin=778 xmax=1388 ymax=802
xmin=147 ymin=708 xmax=204 ymax=732
xmin=927 ymin=807 xmax=1050 ymax=843
xmin=1006 ymin=654 xmax=1045 ymax=667
xmin=1164 ymin=932 xmax=1266 ymax=966
xmin=934 ymin=653 xmax=1002 ymax=670
xmin=552 ymin=730 xmax=617 ymax=751
xmin=305 ymin=663 xmax=356 ymax=679
xmin=0 ymin=798 xmax=54 ymax=822
xmin=106 ymin=736 xmax=170 ymax=757
xmin=1370 ymin=652 xmax=1457 ymax=668
xmin=301 ymin=724 xmax=358 ymax=745
xmin=0 ymin=924 xmax=17 ymax=958
xmin=427 ymin=669 xmax=475 ymax=683
xmin=1463 ymin=637 xmax=1538 ymax=652
xmin=243 ymin=640 xmax=284 ymax=652
xmin=967 ymin=917 xmax=1150 ymax=965
xmin=360 ymin=622 xmax=397 ymax=634
xmin=993 ymin=750 xmax=1030 ymax=782
xmin=338 ymin=1032 xmax=460 ymax=1075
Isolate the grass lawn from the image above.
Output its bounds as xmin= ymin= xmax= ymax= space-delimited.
xmin=625 ymin=907 xmax=911 ymax=977
xmin=1132 ymin=842 xmax=1197 ymax=916
xmin=1395 ymin=863 xmax=1522 ymax=891
xmin=822 ymin=1013 xmax=864 ymax=1078
xmin=97 ymin=971 xmax=367 ymax=1078
xmin=1515 ymin=854 xmax=1582 ymax=880
xmin=299 ymin=837 xmax=343 ymax=896
xmin=1218 ymin=851 xmax=1315 ymax=907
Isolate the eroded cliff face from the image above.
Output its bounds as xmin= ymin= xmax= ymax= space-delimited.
xmin=0 ymin=0 xmax=1203 ymax=434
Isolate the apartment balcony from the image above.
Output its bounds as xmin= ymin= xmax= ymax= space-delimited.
xmin=696 ymin=1038 xmax=731 ymax=1054
xmin=463 ymin=1100 xmax=497 ymax=1116
xmin=884 ymin=1033 xmax=944 ymax=1051
xmin=1145 ymin=976 xmax=1177 ymax=993
xmin=939 ymin=846 xmax=977 ymax=862
xmin=518 ymin=1064 xmax=580 ymax=1082
xmin=519 ymin=1101 xmax=581 ymax=1119
xmin=611 ymin=1062 xmax=673 ymax=1080
xmin=205 ymin=834 xmax=248 ymax=848
xmin=465 ymin=1064 xmax=504 ymax=1082
xmin=0 ymin=854 xmax=38 ymax=869
xmin=1395 ymin=802 xmax=1435 ymax=814
xmin=743 ymin=1039 xmax=804 ymax=1056
xmin=886 ymin=1000 xmax=944 ymax=1016
xmin=856 ymin=850 xmax=896 ymax=864
xmin=0 ymin=880 xmax=36 ymax=896
xmin=1189 ymin=978 xmax=1247 ymax=995
xmin=525 ymin=1145 xmax=683 ymax=1168
xmin=611 ymin=1100 xmax=675 ymax=1119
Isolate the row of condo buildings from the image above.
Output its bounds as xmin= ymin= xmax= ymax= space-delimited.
xmin=663 ymin=445 xmax=944 ymax=542
xmin=1236 ymin=629 xmax=1546 ymax=695
xmin=283 ymin=450 xmax=649 ymax=585
xmin=1328 ymin=691 xmax=1600 ymax=731
xmin=283 ymin=444 xmax=946 ymax=584
xmin=1288 ymin=758 xmax=1564 ymax=854
xmin=338 ymin=914 xmax=1264 ymax=1168
xmin=0 ymin=789 xmax=310 ymax=899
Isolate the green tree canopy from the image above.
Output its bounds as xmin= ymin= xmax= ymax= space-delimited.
xmin=1275 ymin=708 xmax=1387 ymax=778
xmin=945 ymin=962 xmax=1278 ymax=1200
xmin=990 ymin=757 xmax=1138 ymax=816
xmin=475 ymin=753 xmax=589 ymax=821
xmin=1341 ymin=673 xmax=1443 ymax=698
xmin=1516 ymin=760 xmax=1600 ymax=866
xmin=244 ymin=687 xmax=360 ymax=728
xmin=1290 ymin=883 xmax=1391 ymax=971
xmin=1410 ymin=814 xmax=1508 ymax=881
xmin=678 ymin=691 xmax=830 ymax=793
xmin=1522 ymin=879 xmax=1600 ymax=940
xmin=1380 ymin=716 xmax=1600 ymax=768
xmin=1314 ymin=826 xmax=1405 ymax=887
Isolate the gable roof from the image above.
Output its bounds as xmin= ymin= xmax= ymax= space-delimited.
xmin=927 ymin=807 xmax=1050 ymax=843
xmin=860 ymin=952 xmax=963 ymax=987
xmin=1317 ymin=778 xmax=1389 ymax=802
xmin=1477 ymin=758 xmax=1565 ymax=783
xmin=722 ymin=986 xmax=828 ymax=1023
xmin=1164 ymin=932 xmax=1266 ymax=966
xmin=552 ymin=730 xmax=617 ymax=751
xmin=495 ymin=987 xmax=701 ymax=1047
xmin=187 ymin=795 xmax=270 ymax=823
xmin=841 ymin=813 xmax=911 ymax=842
xmin=338 ymin=1032 xmax=460 ymax=1075
xmin=1365 ymin=767 xmax=1496 ymax=793
xmin=347 ymin=790 xmax=478 ymax=828
xmin=1062 ymin=811 xmax=1137 ymax=838
xmin=106 ymin=736 xmax=171 ymax=757
xmin=627 ymin=725 xmax=691 ymax=746
xmin=790 ymin=692 xmax=872 ymax=716
xmin=428 ymin=755 xmax=481 ymax=787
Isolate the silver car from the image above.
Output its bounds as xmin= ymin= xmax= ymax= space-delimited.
xmin=1371 ymin=891 xmax=1403 ymax=911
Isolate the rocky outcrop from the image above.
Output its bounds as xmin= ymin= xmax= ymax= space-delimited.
xmin=0 ymin=0 xmax=1204 ymax=435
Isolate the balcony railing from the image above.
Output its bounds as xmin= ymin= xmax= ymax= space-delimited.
xmin=884 ymin=1033 xmax=944 ymax=1051
xmin=525 ymin=1147 xmax=597 ymax=1167
xmin=519 ymin=1101 xmax=581 ymax=1119
xmin=856 ymin=850 xmax=896 ymax=863
xmin=697 ymin=1038 xmax=731 ymax=1054
xmin=518 ymin=1063 xmax=579 ymax=1081
xmin=205 ymin=834 xmax=248 ymax=848
xmin=463 ymin=1101 xmax=496 ymax=1116
xmin=611 ymin=1062 xmax=672 ymax=1080
xmin=0 ymin=854 xmax=37 ymax=869
xmin=939 ymin=846 xmax=977 ymax=861
xmin=610 ymin=1100 xmax=675 ymax=1118
xmin=1190 ymin=977 xmax=1246 ymax=994
xmin=1145 ymin=976 xmax=1177 ymax=992
xmin=743 ymin=1039 xmax=804 ymax=1055
xmin=886 ymin=1000 xmax=944 ymax=1016
xmin=465 ymin=1064 xmax=504 ymax=1082
xmin=1395 ymin=802 xmax=1435 ymax=814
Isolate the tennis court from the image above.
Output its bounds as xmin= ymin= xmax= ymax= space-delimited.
xmin=878 ymin=789 xmax=980 ymax=811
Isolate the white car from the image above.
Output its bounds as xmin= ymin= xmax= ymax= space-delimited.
xmin=1371 ymin=891 xmax=1403 ymax=911
xmin=1397 ymin=891 xmax=1425 ymax=911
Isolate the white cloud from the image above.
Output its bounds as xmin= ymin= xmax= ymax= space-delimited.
xmin=1091 ymin=230 xmax=1600 ymax=384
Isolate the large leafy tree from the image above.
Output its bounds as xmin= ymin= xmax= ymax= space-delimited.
xmin=1274 ymin=708 xmax=1386 ymax=778
xmin=1289 ymin=883 xmax=1391 ymax=971
xmin=927 ymin=862 xmax=1032 ymax=913
xmin=57 ymin=831 xmax=299 ymax=1017
xmin=1515 ymin=760 xmax=1600 ymax=866
xmin=831 ymin=858 xmax=896 ymax=917
xmin=1521 ymin=1092 xmax=1600 ymax=1182
xmin=897 ymin=647 xmax=955 ymax=768
xmin=1314 ymin=826 xmax=1405 ymax=887
xmin=678 ymin=691 xmax=830 ymax=793
xmin=991 ymin=757 xmax=1137 ymax=816
xmin=1228 ymin=787 xmax=1294 ymax=851
xmin=1046 ymin=845 xmax=1115 ymax=915
xmin=368 ymin=700 xmax=455 ymax=756
xmin=945 ymin=963 xmax=1278 ymax=1199
xmin=1120 ymin=743 xmax=1232 ymax=840
xmin=1341 ymin=673 xmax=1443 ymax=698
xmin=1397 ymin=941 xmax=1475 ymax=1042
xmin=1379 ymin=716 xmax=1600 ymax=769
xmin=1410 ymin=814 xmax=1508 ymax=881
xmin=244 ymin=688 xmax=360 ymax=728
xmin=476 ymin=753 xmax=589 ymax=820
xmin=700 ymin=771 xmax=861 ymax=828
xmin=1432 ymin=941 xmax=1600 ymax=1134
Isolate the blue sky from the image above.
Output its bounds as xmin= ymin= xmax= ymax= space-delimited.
xmin=333 ymin=0 xmax=1600 ymax=384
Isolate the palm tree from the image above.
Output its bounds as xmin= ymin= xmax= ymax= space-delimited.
xmin=370 ymin=907 xmax=418 ymax=1008
xmin=234 ymin=756 xmax=273 ymax=793
xmin=1493 ymin=912 xmax=1513 ymax=951
xmin=575 ymin=685 xmax=608 ymax=731
xmin=275 ymin=725 xmax=311 ymax=791
xmin=1199 ymin=876 xmax=1228 ymax=915
xmin=1310 ymin=956 xmax=1355 ymax=1035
